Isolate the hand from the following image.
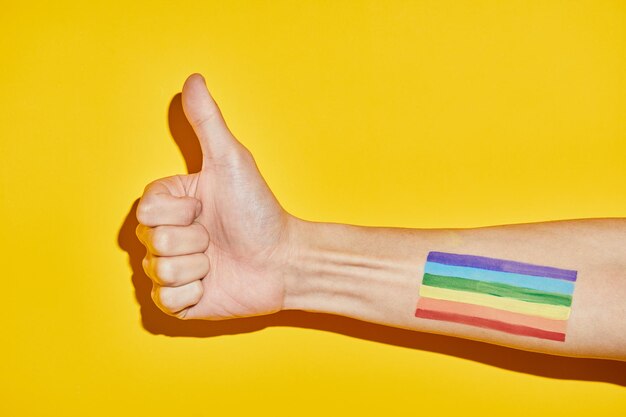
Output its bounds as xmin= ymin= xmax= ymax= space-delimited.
xmin=136 ymin=73 xmax=296 ymax=320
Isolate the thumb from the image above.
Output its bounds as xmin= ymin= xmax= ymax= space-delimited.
xmin=181 ymin=73 xmax=239 ymax=165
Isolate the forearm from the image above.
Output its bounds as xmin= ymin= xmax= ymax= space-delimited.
xmin=283 ymin=217 xmax=626 ymax=361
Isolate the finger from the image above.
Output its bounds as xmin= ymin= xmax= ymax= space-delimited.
xmin=137 ymin=223 xmax=210 ymax=256
xmin=136 ymin=180 xmax=201 ymax=227
xmin=142 ymin=253 xmax=210 ymax=287
xmin=152 ymin=281 xmax=204 ymax=316
xmin=181 ymin=73 xmax=240 ymax=164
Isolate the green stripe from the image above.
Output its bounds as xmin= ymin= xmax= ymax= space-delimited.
xmin=422 ymin=273 xmax=572 ymax=307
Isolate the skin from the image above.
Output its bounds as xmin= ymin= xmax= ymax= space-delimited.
xmin=136 ymin=73 xmax=626 ymax=361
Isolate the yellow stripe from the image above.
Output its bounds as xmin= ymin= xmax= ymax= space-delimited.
xmin=419 ymin=286 xmax=571 ymax=320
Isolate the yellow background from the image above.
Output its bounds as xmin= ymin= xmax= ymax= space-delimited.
xmin=2 ymin=0 xmax=625 ymax=415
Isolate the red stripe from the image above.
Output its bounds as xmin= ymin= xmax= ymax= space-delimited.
xmin=415 ymin=308 xmax=566 ymax=342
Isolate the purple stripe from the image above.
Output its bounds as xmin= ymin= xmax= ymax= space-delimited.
xmin=427 ymin=251 xmax=577 ymax=281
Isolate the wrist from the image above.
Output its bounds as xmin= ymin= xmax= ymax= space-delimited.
xmin=281 ymin=217 xmax=422 ymax=326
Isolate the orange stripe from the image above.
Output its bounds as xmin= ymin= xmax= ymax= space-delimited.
xmin=416 ymin=296 xmax=568 ymax=333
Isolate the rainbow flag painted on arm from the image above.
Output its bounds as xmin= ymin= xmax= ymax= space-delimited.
xmin=415 ymin=251 xmax=578 ymax=342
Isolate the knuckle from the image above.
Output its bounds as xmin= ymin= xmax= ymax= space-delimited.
xmin=150 ymin=227 xmax=172 ymax=255
xmin=193 ymin=112 xmax=217 ymax=129
xmin=154 ymin=287 xmax=176 ymax=313
xmin=136 ymin=199 xmax=154 ymax=225
xmin=142 ymin=255 xmax=151 ymax=276
xmin=150 ymin=286 xmax=165 ymax=312
xmin=135 ymin=224 xmax=147 ymax=245
xmin=190 ymin=280 xmax=204 ymax=302
xmin=154 ymin=258 xmax=177 ymax=286
xmin=160 ymin=296 xmax=175 ymax=312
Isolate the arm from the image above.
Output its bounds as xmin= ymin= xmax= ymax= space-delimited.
xmin=283 ymin=217 xmax=626 ymax=361
xmin=136 ymin=73 xmax=626 ymax=363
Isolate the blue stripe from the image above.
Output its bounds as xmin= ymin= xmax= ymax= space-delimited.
xmin=424 ymin=262 xmax=575 ymax=295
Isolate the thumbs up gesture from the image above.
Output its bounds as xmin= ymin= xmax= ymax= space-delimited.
xmin=136 ymin=74 xmax=296 ymax=320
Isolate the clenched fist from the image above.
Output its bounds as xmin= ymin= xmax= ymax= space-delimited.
xmin=136 ymin=73 xmax=296 ymax=320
